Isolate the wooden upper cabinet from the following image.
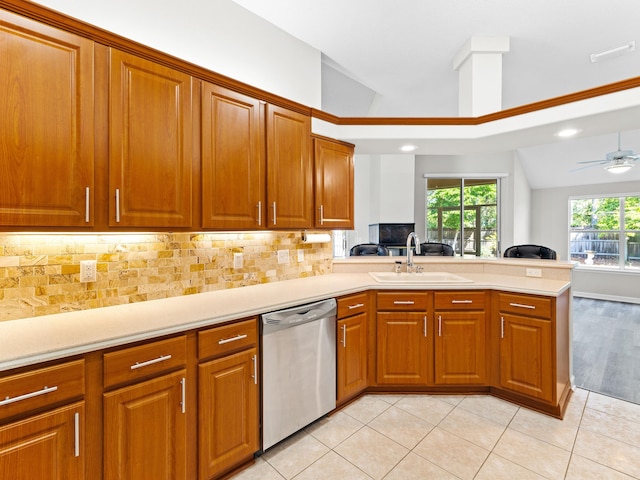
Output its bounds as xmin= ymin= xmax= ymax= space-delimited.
xmin=0 ymin=10 xmax=94 ymax=227
xmin=266 ymin=105 xmax=313 ymax=229
xmin=201 ymin=83 xmax=265 ymax=229
xmin=108 ymin=49 xmax=193 ymax=228
xmin=314 ymin=137 xmax=354 ymax=229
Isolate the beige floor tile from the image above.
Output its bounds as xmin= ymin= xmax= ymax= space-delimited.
xmin=561 ymin=388 xmax=588 ymax=426
xmin=509 ymin=407 xmax=579 ymax=451
xmin=384 ymin=452 xmax=459 ymax=480
xmin=580 ymin=407 xmax=640 ymax=447
xmin=305 ymin=411 xmax=364 ymax=449
xmin=573 ymin=429 xmax=640 ymax=478
xmin=293 ymin=451 xmax=372 ymax=480
xmin=367 ymin=405 xmax=434 ymax=449
xmin=262 ymin=432 xmax=330 ymax=479
xmin=438 ymin=406 xmax=507 ymax=450
xmin=394 ymin=395 xmax=455 ymax=424
xmin=229 ymin=457 xmax=285 ymax=480
xmin=566 ymin=454 xmax=636 ymax=480
xmin=342 ymin=395 xmax=392 ymax=424
xmin=586 ymin=392 xmax=640 ymax=425
xmin=433 ymin=394 xmax=466 ymax=406
xmin=474 ymin=453 xmax=547 ymax=480
xmin=457 ymin=395 xmax=519 ymax=426
xmin=334 ymin=426 xmax=408 ymax=480
xmin=374 ymin=393 xmax=406 ymax=404
xmin=493 ymin=428 xmax=571 ymax=479
xmin=413 ymin=427 xmax=490 ymax=480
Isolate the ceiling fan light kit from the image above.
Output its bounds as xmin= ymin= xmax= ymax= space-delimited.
xmin=572 ymin=132 xmax=640 ymax=174
xmin=605 ymin=162 xmax=635 ymax=174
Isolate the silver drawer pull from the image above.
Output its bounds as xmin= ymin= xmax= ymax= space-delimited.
xmin=348 ymin=303 xmax=365 ymax=309
xmin=451 ymin=300 xmax=473 ymax=304
xmin=130 ymin=354 xmax=172 ymax=370
xmin=509 ymin=302 xmax=536 ymax=310
xmin=218 ymin=334 xmax=248 ymax=345
xmin=393 ymin=300 xmax=415 ymax=305
xmin=0 ymin=385 xmax=58 ymax=406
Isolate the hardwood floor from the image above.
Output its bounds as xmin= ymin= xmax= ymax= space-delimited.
xmin=573 ymin=297 xmax=640 ymax=404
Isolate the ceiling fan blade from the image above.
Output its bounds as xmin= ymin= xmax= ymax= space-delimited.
xmin=569 ymin=163 xmax=606 ymax=173
xmin=576 ymin=159 xmax=607 ymax=165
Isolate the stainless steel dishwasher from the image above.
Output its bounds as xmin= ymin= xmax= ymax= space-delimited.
xmin=261 ymin=298 xmax=337 ymax=451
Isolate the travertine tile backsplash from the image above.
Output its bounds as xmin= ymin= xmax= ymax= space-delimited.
xmin=0 ymin=232 xmax=333 ymax=321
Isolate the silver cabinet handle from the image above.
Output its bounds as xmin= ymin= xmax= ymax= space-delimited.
xmin=130 ymin=354 xmax=172 ymax=370
xmin=509 ymin=302 xmax=536 ymax=310
xmin=342 ymin=324 xmax=347 ymax=347
xmin=348 ymin=303 xmax=364 ymax=310
xmin=393 ymin=300 xmax=415 ymax=305
xmin=74 ymin=411 xmax=80 ymax=457
xmin=438 ymin=315 xmax=442 ymax=336
xmin=451 ymin=300 xmax=473 ymax=304
xmin=256 ymin=201 xmax=262 ymax=226
xmin=501 ymin=316 xmax=505 ymax=339
xmin=272 ymin=202 xmax=277 ymax=225
xmin=251 ymin=355 xmax=258 ymax=385
xmin=423 ymin=316 xmax=427 ymax=337
xmin=180 ymin=377 xmax=186 ymax=414
xmin=0 ymin=385 xmax=58 ymax=406
xmin=85 ymin=187 xmax=90 ymax=223
xmin=319 ymin=204 xmax=324 ymax=225
xmin=218 ymin=334 xmax=248 ymax=345
xmin=115 ymin=188 xmax=121 ymax=223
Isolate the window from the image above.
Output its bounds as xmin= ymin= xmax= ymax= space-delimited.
xmin=569 ymin=195 xmax=640 ymax=270
xmin=425 ymin=177 xmax=500 ymax=257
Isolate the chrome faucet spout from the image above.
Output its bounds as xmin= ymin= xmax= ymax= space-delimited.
xmin=406 ymin=232 xmax=421 ymax=272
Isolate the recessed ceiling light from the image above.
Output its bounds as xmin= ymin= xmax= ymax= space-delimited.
xmin=400 ymin=144 xmax=417 ymax=152
xmin=555 ymin=128 xmax=582 ymax=138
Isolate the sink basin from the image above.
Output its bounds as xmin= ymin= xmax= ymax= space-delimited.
xmin=369 ymin=271 xmax=473 ymax=284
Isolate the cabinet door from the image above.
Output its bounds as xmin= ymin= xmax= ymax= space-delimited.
xmin=201 ymin=83 xmax=264 ymax=229
xmin=500 ymin=313 xmax=553 ymax=402
xmin=314 ymin=138 xmax=354 ymax=228
xmin=103 ymin=370 xmax=187 ymax=480
xmin=337 ymin=313 xmax=368 ymax=402
xmin=435 ymin=311 xmax=486 ymax=384
xmin=109 ymin=49 xmax=193 ymax=227
xmin=0 ymin=11 xmax=94 ymax=227
xmin=0 ymin=402 xmax=84 ymax=479
xmin=377 ymin=312 xmax=430 ymax=385
xmin=199 ymin=348 xmax=258 ymax=479
xmin=266 ymin=105 xmax=313 ymax=228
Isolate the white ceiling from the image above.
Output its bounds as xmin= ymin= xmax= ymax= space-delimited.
xmin=232 ymin=0 xmax=640 ymax=189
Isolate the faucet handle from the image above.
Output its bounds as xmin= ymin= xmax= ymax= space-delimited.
xmin=395 ymin=261 xmax=402 ymax=273
xmin=415 ymin=265 xmax=424 ymax=273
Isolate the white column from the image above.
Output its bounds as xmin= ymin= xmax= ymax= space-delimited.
xmin=453 ymin=36 xmax=510 ymax=117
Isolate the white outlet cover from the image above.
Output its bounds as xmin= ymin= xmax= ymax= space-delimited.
xmin=297 ymin=250 xmax=304 ymax=262
xmin=277 ymin=250 xmax=289 ymax=264
xmin=80 ymin=260 xmax=97 ymax=282
xmin=233 ymin=252 xmax=243 ymax=269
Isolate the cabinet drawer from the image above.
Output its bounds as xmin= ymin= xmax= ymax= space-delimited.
xmin=337 ymin=292 xmax=368 ymax=318
xmin=498 ymin=292 xmax=552 ymax=319
xmin=103 ymin=336 xmax=186 ymax=389
xmin=199 ymin=318 xmax=257 ymax=360
xmin=377 ymin=291 xmax=429 ymax=311
xmin=434 ymin=291 xmax=485 ymax=310
xmin=0 ymin=359 xmax=84 ymax=420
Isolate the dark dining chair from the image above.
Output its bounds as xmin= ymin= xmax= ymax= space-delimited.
xmin=503 ymin=244 xmax=557 ymax=259
xmin=416 ymin=242 xmax=455 ymax=256
xmin=349 ymin=244 xmax=390 ymax=256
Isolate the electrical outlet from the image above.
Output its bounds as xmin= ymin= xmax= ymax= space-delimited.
xmin=277 ymin=249 xmax=289 ymax=264
xmin=233 ymin=252 xmax=243 ymax=269
xmin=297 ymin=250 xmax=304 ymax=262
xmin=526 ymin=268 xmax=542 ymax=278
xmin=80 ymin=260 xmax=97 ymax=282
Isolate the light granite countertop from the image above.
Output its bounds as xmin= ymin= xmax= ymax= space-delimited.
xmin=0 ymin=260 xmax=572 ymax=372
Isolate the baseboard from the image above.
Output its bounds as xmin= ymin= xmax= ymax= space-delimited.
xmin=573 ymin=291 xmax=640 ymax=305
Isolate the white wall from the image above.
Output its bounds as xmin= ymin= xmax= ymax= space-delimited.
xmin=33 ymin=0 xmax=322 ymax=108
xmin=531 ymin=180 xmax=640 ymax=302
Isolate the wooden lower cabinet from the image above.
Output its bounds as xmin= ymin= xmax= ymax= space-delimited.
xmin=499 ymin=314 xmax=553 ymax=402
xmin=377 ymin=312 xmax=430 ymax=384
xmin=337 ymin=313 xmax=368 ymax=402
xmin=103 ymin=370 xmax=187 ymax=480
xmin=434 ymin=311 xmax=487 ymax=385
xmin=198 ymin=348 xmax=258 ymax=480
xmin=0 ymin=402 xmax=84 ymax=479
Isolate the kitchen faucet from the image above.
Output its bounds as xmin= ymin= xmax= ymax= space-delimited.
xmin=406 ymin=232 xmax=421 ymax=272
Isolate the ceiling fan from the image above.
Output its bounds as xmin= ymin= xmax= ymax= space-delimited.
xmin=572 ymin=133 xmax=639 ymax=174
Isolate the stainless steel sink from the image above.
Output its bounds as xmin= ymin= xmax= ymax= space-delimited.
xmin=369 ymin=271 xmax=473 ymax=284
